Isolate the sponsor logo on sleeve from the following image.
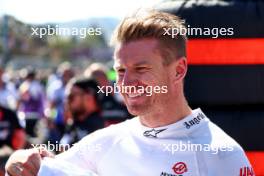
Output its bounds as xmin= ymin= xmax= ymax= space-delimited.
xmin=239 ymin=166 xmax=255 ymax=176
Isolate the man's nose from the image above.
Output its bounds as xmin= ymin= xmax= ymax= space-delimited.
xmin=122 ymin=71 xmax=138 ymax=86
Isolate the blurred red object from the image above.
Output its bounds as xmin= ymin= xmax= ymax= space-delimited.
xmin=187 ymin=38 xmax=264 ymax=65
xmin=246 ymin=151 xmax=264 ymax=176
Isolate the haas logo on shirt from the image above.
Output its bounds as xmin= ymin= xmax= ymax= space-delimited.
xmin=160 ymin=162 xmax=188 ymax=176
xmin=239 ymin=166 xmax=255 ymax=176
xmin=172 ymin=162 xmax=188 ymax=174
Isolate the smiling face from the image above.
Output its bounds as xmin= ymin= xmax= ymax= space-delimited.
xmin=114 ymin=38 xmax=178 ymax=116
xmin=111 ymin=10 xmax=190 ymax=126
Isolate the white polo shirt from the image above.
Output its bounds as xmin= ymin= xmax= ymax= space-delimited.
xmin=39 ymin=108 xmax=254 ymax=176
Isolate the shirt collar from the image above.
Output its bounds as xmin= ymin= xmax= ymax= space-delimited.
xmin=128 ymin=108 xmax=209 ymax=139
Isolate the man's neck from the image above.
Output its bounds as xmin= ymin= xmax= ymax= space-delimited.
xmin=139 ymin=96 xmax=192 ymax=128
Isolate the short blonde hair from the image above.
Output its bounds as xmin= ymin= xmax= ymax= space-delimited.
xmin=111 ymin=9 xmax=187 ymax=65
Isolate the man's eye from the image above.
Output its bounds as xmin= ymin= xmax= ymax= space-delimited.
xmin=136 ymin=67 xmax=148 ymax=72
xmin=117 ymin=69 xmax=125 ymax=75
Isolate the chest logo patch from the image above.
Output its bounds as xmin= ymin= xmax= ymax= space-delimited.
xmin=172 ymin=162 xmax=188 ymax=174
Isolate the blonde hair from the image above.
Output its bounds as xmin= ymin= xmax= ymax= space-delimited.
xmin=111 ymin=9 xmax=187 ymax=65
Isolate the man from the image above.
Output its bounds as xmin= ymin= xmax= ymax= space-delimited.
xmin=0 ymin=66 xmax=18 ymax=110
xmin=5 ymin=10 xmax=254 ymax=176
xmin=17 ymin=67 xmax=45 ymax=138
xmin=46 ymin=61 xmax=75 ymax=138
xmin=60 ymin=77 xmax=105 ymax=146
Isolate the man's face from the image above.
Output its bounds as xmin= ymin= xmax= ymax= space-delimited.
xmin=67 ymin=86 xmax=86 ymax=117
xmin=114 ymin=38 xmax=173 ymax=116
xmin=63 ymin=69 xmax=74 ymax=85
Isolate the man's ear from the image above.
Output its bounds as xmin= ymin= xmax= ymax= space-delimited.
xmin=173 ymin=57 xmax=188 ymax=83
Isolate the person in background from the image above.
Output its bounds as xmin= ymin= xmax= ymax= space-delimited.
xmin=84 ymin=63 xmax=132 ymax=126
xmin=46 ymin=62 xmax=74 ymax=143
xmin=0 ymin=66 xmax=18 ymax=110
xmin=60 ymin=77 xmax=104 ymax=147
xmin=17 ymin=67 xmax=45 ymax=141
xmin=0 ymin=105 xmax=26 ymax=175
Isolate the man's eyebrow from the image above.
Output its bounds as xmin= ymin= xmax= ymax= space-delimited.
xmin=113 ymin=61 xmax=151 ymax=70
xmin=133 ymin=61 xmax=151 ymax=66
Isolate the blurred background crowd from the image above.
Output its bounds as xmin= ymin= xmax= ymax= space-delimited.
xmin=0 ymin=0 xmax=141 ymax=173
xmin=0 ymin=61 xmax=132 ymax=174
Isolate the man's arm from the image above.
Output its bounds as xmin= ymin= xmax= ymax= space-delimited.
xmin=5 ymin=131 xmax=101 ymax=176
xmin=5 ymin=124 xmax=112 ymax=176
xmin=215 ymin=146 xmax=255 ymax=176
xmin=38 ymin=157 xmax=98 ymax=176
